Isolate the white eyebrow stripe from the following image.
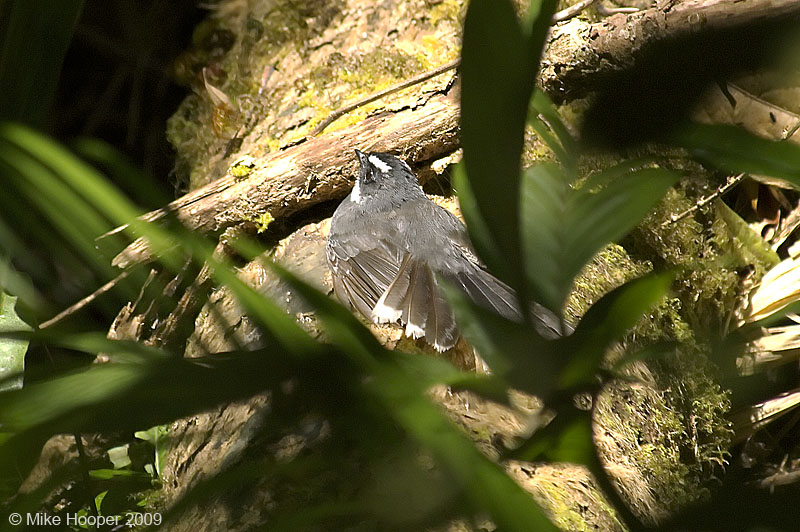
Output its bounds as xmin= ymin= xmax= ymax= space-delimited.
xmin=368 ymin=155 xmax=392 ymax=173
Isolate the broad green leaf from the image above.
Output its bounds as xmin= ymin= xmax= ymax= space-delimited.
xmin=560 ymin=273 xmax=674 ymax=389
xmin=715 ymin=200 xmax=780 ymax=268
xmin=523 ymin=0 xmax=559 ymax=56
xmin=0 ymin=292 xmax=29 ymax=391
xmin=94 ymin=490 xmax=107 ymax=514
xmin=675 ymin=123 xmax=800 ymax=186
xmin=107 ymin=444 xmax=132 ymax=469
xmin=564 ymin=168 xmax=679 ymax=275
xmin=521 ymin=163 xmax=678 ymax=311
xmin=520 ymin=162 xmax=570 ymax=310
xmin=452 ymin=163 xmax=506 ymax=284
xmin=134 ymin=424 xmax=169 ymax=477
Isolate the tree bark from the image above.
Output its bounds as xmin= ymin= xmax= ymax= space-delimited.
xmin=111 ymin=0 xmax=800 ymax=269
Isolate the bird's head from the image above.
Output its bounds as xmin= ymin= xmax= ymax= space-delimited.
xmin=351 ymin=150 xmax=421 ymax=205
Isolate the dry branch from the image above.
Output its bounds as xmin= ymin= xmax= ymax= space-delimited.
xmin=112 ymin=88 xmax=460 ymax=268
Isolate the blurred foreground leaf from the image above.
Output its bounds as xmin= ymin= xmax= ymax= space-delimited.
xmin=0 ymin=0 xmax=84 ymax=125
xmin=676 ymin=123 xmax=800 ymax=186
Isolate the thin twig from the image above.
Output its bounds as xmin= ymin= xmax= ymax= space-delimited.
xmin=595 ymin=3 xmax=640 ymax=15
xmin=40 ymin=271 xmax=130 ymax=329
xmin=770 ymin=200 xmax=800 ymax=249
xmin=553 ymin=0 xmax=600 ymax=22
xmin=310 ymin=58 xmax=461 ymax=136
xmin=661 ymin=173 xmax=745 ymax=228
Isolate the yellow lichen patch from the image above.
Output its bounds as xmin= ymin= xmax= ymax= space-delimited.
xmin=229 ymin=156 xmax=256 ymax=178
xmin=251 ymin=211 xmax=275 ymax=233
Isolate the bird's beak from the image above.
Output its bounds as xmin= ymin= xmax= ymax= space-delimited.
xmin=354 ymin=149 xmax=368 ymax=167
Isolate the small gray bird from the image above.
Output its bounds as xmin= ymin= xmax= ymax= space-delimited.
xmin=326 ymin=150 xmax=561 ymax=351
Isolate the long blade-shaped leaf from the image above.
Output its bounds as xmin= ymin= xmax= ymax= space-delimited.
xmin=522 ymin=163 xmax=678 ymax=311
xmin=560 ymin=273 xmax=674 ymax=389
xmin=676 ymin=123 xmax=800 ymax=186
xmin=440 ymin=279 xmax=563 ymax=398
xmin=370 ymin=364 xmax=560 ymax=532
xmin=460 ymin=0 xmax=529 ymax=286
xmin=0 ymin=0 xmax=84 ymax=125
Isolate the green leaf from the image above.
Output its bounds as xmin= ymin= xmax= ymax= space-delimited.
xmin=521 ymin=163 xmax=678 ymax=311
xmin=0 ymin=292 xmax=29 ymax=391
xmin=389 ymin=350 xmax=510 ymax=404
xmin=107 ymin=444 xmax=132 ymax=469
xmin=451 ymin=163 xmax=506 ymax=284
xmin=715 ymin=200 xmax=780 ymax=268
xmin=560 ymin=273 xmax=674 ymax=389
xmin=0 ymin=123 xmax=184 ymax=272
xmin=460 ymin=0 xmax=530 ymax=286
xmin=0 ymin=364 xmax=146 ymax=431
xmin=529 ymin=89 xmax=577 ymax=175
xmin=266 ymin=262 xmax=558 ymax=530
xmin=72 ymin=137 xmax=170 ymax=209
xmin=440 ymin=280 xmax=561 ymax=398
xmin=134 ymin=424 xmax=168 ymax=477
xmin=370 ymin=364 xmax=560 ymax=532
xmin=177 ymin=234 xmax=322 ymax=356
xmin=519 ymin=162 xmax=570 ymax=310
xmin=507 ymin=407 xmax=593 ymax=464
xmin=265 ymin=260 xmax=387 ymax=370
xmin=522 ymin=0 xmax=560 ymax=56
xmin=94 ymin=490 xmax=107 ymax=514
xmin=675 ymin=123 xmax=800 ymax=186
xmin=89 ymin=469 xmax=149 ymax=480
xmin=459 ymin=0 xmax=559 ymax=290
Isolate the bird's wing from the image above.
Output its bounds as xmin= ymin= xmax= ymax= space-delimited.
xmin=327 ymin=227 xmax=460 ymax=351
xmin=328 ymin=197 xmax=567 ymax=351
xmin=327 ymin=234 xmax=402 ymax=320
